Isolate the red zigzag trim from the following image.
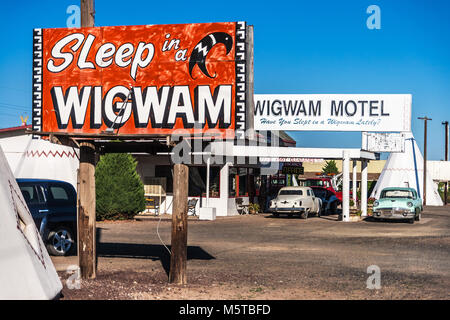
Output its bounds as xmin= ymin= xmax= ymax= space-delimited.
xmin=25 ymin=150 xmax=77 ymax=158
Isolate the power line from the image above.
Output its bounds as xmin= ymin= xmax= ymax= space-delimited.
xmin=0 ymin=102 xmax=30 ymax=110
xmin=0 ymin=107 xmax=30 ymax=114
xmin=0 ymin=107 xmax=30 ymax=113
xmin=0 ymin=109 xmax=29 ymax=117
xmin=0 ymin=86 xmax=29 ymax=93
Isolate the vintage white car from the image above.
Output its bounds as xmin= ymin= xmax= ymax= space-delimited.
xmin=269 ymin=186 xmax=322 ymax=219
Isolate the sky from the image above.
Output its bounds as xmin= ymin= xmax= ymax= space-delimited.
xmin=0 ymin=0 xmax=449 ymax=160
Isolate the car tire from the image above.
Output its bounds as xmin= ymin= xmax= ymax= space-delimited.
xmin=330 ymin=201 xmax=338 ymax=215
xmin=317 ymin=205 xmax=321 ymax=217
xmin=46 ymin=226 xmax=75 ymax=256
xmin=273 ymin=212 xmax=279 ymax=217
xmin=415 ymin=210 xmax=421 ymax=221
xmin=408 ymin=218 xmax=414 ymax=224
xmin=300 ymin=211 xmax=308 ymax=219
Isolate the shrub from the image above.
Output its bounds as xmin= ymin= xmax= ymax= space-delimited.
xmin=95 ymin=153 xmax=145 ymax=220
xmin=321 ymin=160 xmax=339 ymax=175
xmin=249 ymin=203 xmax=260 ymax=214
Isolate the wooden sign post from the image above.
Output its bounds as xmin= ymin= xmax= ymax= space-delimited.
xmin=76 ymin=0 xmax=97 ymax=280
xmin=78 ymin=142 xmax=97 ymax=279
xmin=169 ymin=163 xmax=189 ymax=284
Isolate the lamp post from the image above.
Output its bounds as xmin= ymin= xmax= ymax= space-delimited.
xmin=418 ymin=117 xmax=432 ymax=205
xmin=443 ymin=121 xmax=449 ymax=205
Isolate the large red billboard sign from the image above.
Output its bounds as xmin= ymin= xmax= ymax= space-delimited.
xmin=32 ymin=22 xmax=247 ymax=138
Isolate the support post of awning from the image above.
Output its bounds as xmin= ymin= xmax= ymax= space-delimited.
xmin=342 ymin=151 xmax=350 ymax=222
xmin=352 ymin=160 xmax=357 ymax=207
xmin=361 ymin=159 xmax=368 ymax=217
xmin=206 ymin=156 xmax=210 ymax=207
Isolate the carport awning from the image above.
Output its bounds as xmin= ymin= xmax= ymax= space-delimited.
xmin=208 ymin=141 xmax=377 ymax=160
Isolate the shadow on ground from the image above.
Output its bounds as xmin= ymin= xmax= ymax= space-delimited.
xmin=263 ymin=212 xmax=340 ymax=221
xmin=96 ymin=242 xmax=215 ymax=276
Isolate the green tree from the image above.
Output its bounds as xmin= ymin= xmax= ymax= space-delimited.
xmin=321 ymin=160 xmax=339 ymax=175
xmin=95 ymin=153 xmax=145 ymax=220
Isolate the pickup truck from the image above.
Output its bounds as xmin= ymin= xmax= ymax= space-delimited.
xmin=16 ymin=179 xmax=77 ymax=256
xmin=301 ymin=176 xmax=342 ymax=213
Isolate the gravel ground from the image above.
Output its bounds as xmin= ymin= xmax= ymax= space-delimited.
xmin=57 ymin=206 xmax=450 ymax=300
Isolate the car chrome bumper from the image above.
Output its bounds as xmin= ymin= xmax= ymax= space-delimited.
xmin=270 ymin=207 xmax=306 ymax=213
xmin=372 ymin=208 xmax=415 ymax=219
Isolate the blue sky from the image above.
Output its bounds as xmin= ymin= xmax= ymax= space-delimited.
xmin=0 ymin=0 xmax=449 ymax=160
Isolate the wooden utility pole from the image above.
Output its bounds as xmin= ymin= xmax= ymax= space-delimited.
xmin=78 ymin=142 xmax=97 ymax=278
xmin=443 ymin=121 xmax=449 ymax=205
xmin=169 ymin=163 xmax=189 ymax=284
xmin=78 ymin=0 xmax=96 ymax=279
xmin=80 ymin=0 xmax=95 ymax=27
xmin=418 ymin=117 xmax=432 ymax=205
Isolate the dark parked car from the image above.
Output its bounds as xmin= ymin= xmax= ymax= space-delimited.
xmin=16 ymin=179 xmax=77 ymax=256
xmin=311 ymin=187 xmax=340 ymax=214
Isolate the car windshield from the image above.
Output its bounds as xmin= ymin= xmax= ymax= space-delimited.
xmin=304 ymin=180 xmax=325 ymax=187
xmin=380 ymin=190 xmax=415 ymax=199
xmin=279 ymin=190 xmax=303 ymax=196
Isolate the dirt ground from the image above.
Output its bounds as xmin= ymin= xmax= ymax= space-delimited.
xmin=55 ymin=206 xmax=450 ymax=300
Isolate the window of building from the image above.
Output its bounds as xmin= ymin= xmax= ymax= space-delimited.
xmin=238 ymin=168 xmax=247 ymax=196
xmin=229 ymin=173 xmax=236 ymax=197
xmin=189 ymin=166 xmax=220 ymax=197
xmin=229 ymin=167 xmax=250 ymax=197
xmin=156 ymin=165 xmax=220 ymax=197
xmin=155 ymin=165 xmax=173 ymax=193
xmin=209 ymin=167 xmax=220 ymax=197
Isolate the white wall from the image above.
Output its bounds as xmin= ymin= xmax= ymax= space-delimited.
xmin=428 ymin=161 xmax=450 ymax=181
xmin=152 ymin=195 xmax=237 ymax=216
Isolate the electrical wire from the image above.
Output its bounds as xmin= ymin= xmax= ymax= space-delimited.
xmin=0 ymin=102 xmax=31 ymax=110
xmin=0 ymin=110 xmax=28 ymax=117
xmin=157 ymin=214 xmax=171 ymax=256
xmin=0 ymin=86 xmax=29 ymax=93
xmin=156 ymin=148 xmax=174 ymax=256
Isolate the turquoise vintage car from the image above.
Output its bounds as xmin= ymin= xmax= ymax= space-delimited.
xmin=372 ymin=187 xmax=423 ymax=224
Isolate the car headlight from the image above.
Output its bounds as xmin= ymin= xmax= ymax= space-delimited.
xmin=407 ymin=202 xmax=413 ymax=207
xmin=373 ymin=200 xmax=379 ymax=207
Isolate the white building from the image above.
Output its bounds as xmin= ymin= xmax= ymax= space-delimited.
xmin=0 ymin=124 xmax=298 ymax=217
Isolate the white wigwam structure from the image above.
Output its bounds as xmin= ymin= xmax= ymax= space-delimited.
xmin=0 ymin=146 xmax=63 ymax=299
xmin=12 ymin=139 xmax=79 ymax=189
xmin=371 ymin=132 xmax=443 ymax=206
xmin=0 ymin=126 xmax=78 ymax=189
